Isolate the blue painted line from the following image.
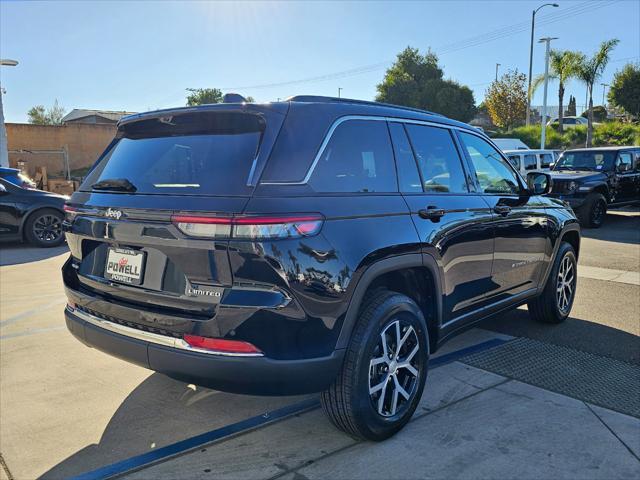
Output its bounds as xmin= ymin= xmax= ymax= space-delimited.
xmin=430 ymin=337 xmax=510 ymax=367
xmin=71 ymin=336 xmax=510 ymax=480
xmin=70 ymin=398 xmax=320 ymax=480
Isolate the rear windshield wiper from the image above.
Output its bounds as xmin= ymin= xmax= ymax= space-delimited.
xmin=91 ymin=178 xmax=137 ymax=192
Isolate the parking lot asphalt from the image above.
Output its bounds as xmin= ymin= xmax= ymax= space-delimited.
xmin=0 ymin=208 xmax=638 ymax=479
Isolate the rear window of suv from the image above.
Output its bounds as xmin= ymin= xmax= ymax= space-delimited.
xmin=82 ymin=112 xmax=264 ymax=196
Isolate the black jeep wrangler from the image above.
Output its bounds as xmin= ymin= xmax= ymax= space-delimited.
xmin=549 ymin=146 xmax=640 ymax=228
xmin=63 ymin=96 xmax=580 ymax=440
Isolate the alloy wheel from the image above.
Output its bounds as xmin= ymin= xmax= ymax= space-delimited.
xmin=556 ymin=255 xmax=576 ymax=314
xmin=368 ymin=319 xmax=421 ymax=417
xmin=591 ymin=200 xmax=605 ymax=226
xmin=33 ymin=214 xmax=62 ymax=243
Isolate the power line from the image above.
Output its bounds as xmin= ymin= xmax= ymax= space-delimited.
xmin=221 ymin=0 xmax=618 ymax=91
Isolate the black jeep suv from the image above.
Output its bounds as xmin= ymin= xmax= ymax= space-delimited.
xmin=549 ymin=146 xmax=640 ymax=228
xmin=62 ymin=96 xmax=580 ymax=440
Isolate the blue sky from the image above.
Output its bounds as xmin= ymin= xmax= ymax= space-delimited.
xmin=1 ymin=0 xmax=638 ymax=122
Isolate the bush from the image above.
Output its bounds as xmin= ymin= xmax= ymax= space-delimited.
xmin=491 ymin=122 xmax=639 ymax=149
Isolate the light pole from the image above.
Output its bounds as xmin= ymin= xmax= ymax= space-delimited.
xmin=495 ymin=63 xmax=501 ymax=82
xmin=526 ymin=3 xmax=559 ymax=126
xmin=600 ymin=83 xmax=609 ymax=107
xmin=338 ymin=87 xmax=343 ymax=98
xmin=0 ymin=59 xmax=19 ymax=168
xmin=539 ymin=37 xmax=558 ymax=149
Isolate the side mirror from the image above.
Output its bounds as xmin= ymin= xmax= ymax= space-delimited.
xmin=527 ymin=172 xmax=552 ymax=195
xmin=548 ymin=162 xmax=555 ymax=169
xmin=0 ymin=183 xmax=8 ymax=195
xmin=617 ymin=162 xmax=632 ymax=173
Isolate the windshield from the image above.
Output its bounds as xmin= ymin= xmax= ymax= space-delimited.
xmin=554 ymin=151 xmax=615 ymax=171
xmin=82 ymin=112 xmax=264 ymax=196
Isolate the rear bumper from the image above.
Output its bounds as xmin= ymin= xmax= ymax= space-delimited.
xmin=65 ymin=306 xmax=344 ymax=396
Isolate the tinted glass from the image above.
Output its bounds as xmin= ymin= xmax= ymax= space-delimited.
xmin=507 ymin=155 xmax=521 ymax=170
xmin=618 ymin=152 xmax=633 ymax=171
xmin=405 ymin=124 xmax=468 ymax=193
xmin=635 ymin=152 xmax=640 ymax=171
xmin=83 ymin=113 xmax=264 ymax=196
xmin=524 ymin=154 xmax=538 ymax=170
xmin=555 ymin=151 xmax=616 ymax=171
xmin=388 ymin=122 xmax=422 ymax=193
xmin=540 ymin=153 xmax=553 ymax=167
xmin=309 ymin=120 xmax=397 ymax=193
xmin=459 ymin=132 xmax=520 ymax=194
xmin=564 ymin=118 xmax=576 ymax=125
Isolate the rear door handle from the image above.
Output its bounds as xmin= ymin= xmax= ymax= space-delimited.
xmin=418 ymin=206 xmax=446 ymax=222
xmin=494 ymin=204 xmax=511 ymax=216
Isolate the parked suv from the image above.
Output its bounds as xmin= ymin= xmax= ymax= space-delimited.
xmin=549 ymin=146 xmax=640 ymax=228
xmin=62 ymin=97 xmax=580 ymax=440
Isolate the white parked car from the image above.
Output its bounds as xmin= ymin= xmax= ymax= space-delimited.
xmin=546 ymin=116 xmax=588 ymax=127
xmin=504 ymin=149 xmax=556 ymax=175
xmin=492 ymin=138 xmax=530 ymax=151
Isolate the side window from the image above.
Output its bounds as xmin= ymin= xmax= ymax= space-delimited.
xmin=404 ymin=124 xmax=468 ymax=193
xmin=635 ymin=151 xmax=640 ymax=172
xmin=388 ymin=122 xmax=422 ymax=193
xmin=458 ymin=132 xmax=521 ymax=195
xmin=540 ymin=153 xmax=553 ymax=168
xmin=507 ymin=155 xmax=521 ymax=171
xmin=617 ymin=152 xmax=633 ymax=172
xmin=524 ymin=154 xmax=538 ymax=170
xmin=308 ymin=120 xmax=397 ymax=193
xmin=564 ymin=118 xmax=576 ymax=125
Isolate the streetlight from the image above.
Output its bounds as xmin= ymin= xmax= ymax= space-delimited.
xmin=0 ymin=59 xmax=19 ymax=168
xmin=338 ymin=87 xmax=343 ymax=98
xmin=526 ymin=3 xmax=559 ymax=126
xmin=539 ymin=37 xmax=558 ymax=149
xmin=495 ymin=63 xmax=501 ymax=82
xmin=600 ymin=83 xmax=610 ymax=106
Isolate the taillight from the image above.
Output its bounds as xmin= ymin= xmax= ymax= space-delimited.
xmin=182 ymin=334 xmax=262 ymax=355
xmin=171 ymin=214 xmax=324 ymax=240
xmin=63 ymin=204 xmax=78 ymax=220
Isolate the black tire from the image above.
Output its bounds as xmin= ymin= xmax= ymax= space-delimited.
xmin=321 ymin=289 xmax=429 ymax=441
xmin=576 ymin=193 xmax=606 ymax=228
xmin=528 ymin=242 xmax=577 ymax=324
xmin=24 ymin=208 xmax=65 ymax=247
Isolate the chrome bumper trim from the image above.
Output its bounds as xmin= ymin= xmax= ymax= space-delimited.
xmin=67 ymin=306 xmax=264 ymax=357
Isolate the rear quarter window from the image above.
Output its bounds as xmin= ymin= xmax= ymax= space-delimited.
xmin=308 ymin=119 xmax=397 ymax=193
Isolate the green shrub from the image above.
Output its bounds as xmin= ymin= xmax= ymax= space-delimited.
xmin=491 ymin=122 xmax=639 ymax=149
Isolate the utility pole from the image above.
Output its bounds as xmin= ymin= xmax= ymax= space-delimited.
xmin=526 ymin=3 xmax=559 ymax=126
xmin=600 ymin=83 xmax=609 ymax=107
xmin=495 ymin=63 xmax=501 ymax=82
xmin=0 ymin=59 xmax=19 ymax=168
xmin=338 ymin=87 xmax=343 ymax=98
xmin=539 ymin=37 xmax=557 ymax=149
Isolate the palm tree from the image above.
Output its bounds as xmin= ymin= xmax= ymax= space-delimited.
xmin=576 ymin=39 xmax=619 ymax=146
xmin=531 ymin=50 xmax=583 ymax=133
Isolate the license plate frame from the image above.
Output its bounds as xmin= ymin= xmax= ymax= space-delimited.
xmin=104 ymin=247 xmax=146 ymax=286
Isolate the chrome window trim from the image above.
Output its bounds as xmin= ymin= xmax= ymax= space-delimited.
xmin=68 ymin=306 xmax=264 ymax=357
xmin=260 ymin=115 xmax=496 ymax=186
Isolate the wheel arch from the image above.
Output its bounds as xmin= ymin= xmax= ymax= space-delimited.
xmin=336 ymin=253 xmax=443 ymax=352
xmin=20 ymin=205 xmax=65 ymax=239
xmin=539 ymin=222 xmax=581 ymax=291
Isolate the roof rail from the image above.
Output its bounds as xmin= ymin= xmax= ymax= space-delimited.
xmin=285 ymin=95 xmax=442 ymax=117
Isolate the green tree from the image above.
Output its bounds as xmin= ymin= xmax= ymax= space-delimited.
xmin=566 ymin=95 xmax=577 ymax=116
xmin=186 ymin=88 xmax=223 ymax=106
xmin=485 ymin=69 xmax=527 ymax=130
xmin=576 ymin=39 xmax=619 ymax=146
xmin=608 ymin=63 xmax=640 ymax=118
xmin=27 ymin=99 xmax=65 ymax=125
xmin=531 ymin=50 xmax=582 ymax=133
xmin=376 ymin=46 xmax=476 ymax=122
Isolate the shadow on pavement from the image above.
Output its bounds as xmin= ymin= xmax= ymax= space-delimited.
xmin=580 ymin=208 xmax=640 ymax=245
xmin=39 ymin=374 xmax=312 ymax=479
xmin=481 ymin=308 xmax=640 ymax=365
xmin=0 ymin=242 xmax=69 ymax=266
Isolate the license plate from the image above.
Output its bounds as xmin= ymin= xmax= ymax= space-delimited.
xmin=105 ymin=247 xmax=145 ymax=285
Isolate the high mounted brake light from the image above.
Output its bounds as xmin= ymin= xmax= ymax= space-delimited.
xmin=170 ymin=214 xmax=324 ymax=240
